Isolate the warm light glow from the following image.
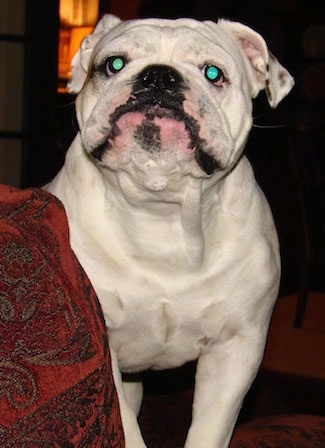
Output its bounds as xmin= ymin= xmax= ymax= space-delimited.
xmin=58 ymin=0 xmax=99 ymax=91
xmin=58 ymin=26 xmax=93 ymax=83
xmin=59 ymin=0 xmax=99 ymax=27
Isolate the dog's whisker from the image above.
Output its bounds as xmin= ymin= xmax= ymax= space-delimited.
xmin=252 ymin=123 xmax=288 ymax=129
xmin=57 ymin=100 xmax=76 ymax=109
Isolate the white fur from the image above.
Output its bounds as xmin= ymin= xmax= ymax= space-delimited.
xmin=46 ymin=15 xmax=294 ymax=448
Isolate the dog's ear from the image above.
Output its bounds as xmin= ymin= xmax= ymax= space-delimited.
xmin=67 ymin=14 xmax=121 ymax=94
xmin=218 ymin=19 xmax=294 ymax=107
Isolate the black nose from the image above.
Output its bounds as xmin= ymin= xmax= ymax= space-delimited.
xmin=138 ymin=65 xmax=183 ymax=91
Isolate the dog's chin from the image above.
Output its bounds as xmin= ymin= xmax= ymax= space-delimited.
xmin=89 ymin=103 xmax=221 ymax=176
xmin=111 ymin=107 xmax=195 ymax=155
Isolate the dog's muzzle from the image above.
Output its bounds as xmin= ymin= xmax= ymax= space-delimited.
xmin=91 ymin=64 xmax=220 ymax=175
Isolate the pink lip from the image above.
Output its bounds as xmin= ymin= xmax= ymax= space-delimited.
xmin=112 ymin=111 xmax=193 ymax=154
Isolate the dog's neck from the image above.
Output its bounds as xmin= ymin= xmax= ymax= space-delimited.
xmin=61 ymin=134 xmax=248 ymax=272
xmin=101 ymin=168 xmax=222 ymax=271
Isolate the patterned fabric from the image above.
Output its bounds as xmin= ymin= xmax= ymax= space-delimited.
xmin=230 ymin=414 xmax=325 ymax=448
xmin=0 ymin=185 xmax=124 ymax=447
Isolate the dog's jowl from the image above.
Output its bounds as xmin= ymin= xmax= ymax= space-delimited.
xmin=45 ymin=15 xmax=294 ymax=448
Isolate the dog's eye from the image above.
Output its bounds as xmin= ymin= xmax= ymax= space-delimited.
xmin=203 ymin=65 xmax=224 ymax=86
xmin=105 ymin=56 xmax=126 ymax=75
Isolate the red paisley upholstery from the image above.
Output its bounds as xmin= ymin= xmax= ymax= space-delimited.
xmin=0 ymin=184 xmax=124 ymax=447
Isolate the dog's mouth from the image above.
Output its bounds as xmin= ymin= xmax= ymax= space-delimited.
xmin=90 ymin=94 xmax=221 ymax=176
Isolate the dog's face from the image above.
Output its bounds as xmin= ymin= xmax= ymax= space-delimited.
xmin=69 ymin=16 xmax=294 ymax=194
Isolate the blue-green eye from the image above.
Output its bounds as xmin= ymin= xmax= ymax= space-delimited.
xmin=106 ymin=56 xmax=126 ymax=75
xmin=204 ymin=65 xmax=224 ymax=84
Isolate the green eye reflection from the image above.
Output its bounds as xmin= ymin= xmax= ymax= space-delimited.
xmin=106 ymin=56 xmax=126 ymax=74
xmin=204 ymin=65 xmax=223 ymax=83
xmin=111 ymin=57 xmax=124 ymax=71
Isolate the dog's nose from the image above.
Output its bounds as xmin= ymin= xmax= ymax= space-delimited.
xmin=138 ymin=65 xmax=183 ymax=91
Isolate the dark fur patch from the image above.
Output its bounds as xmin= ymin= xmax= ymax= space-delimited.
xmin=134 ymin=119 xmax=161 ymax=152
xmin=195 ymin=148 xmax=220 ymax=175
xmin=91 ymin=141 xmax=107 ymax=161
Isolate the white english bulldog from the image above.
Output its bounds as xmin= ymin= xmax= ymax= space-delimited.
xmin=46 ymin=15 xmax=294 ymax=448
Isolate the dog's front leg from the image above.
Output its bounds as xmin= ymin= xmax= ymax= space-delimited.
xmin=110 ymin=349 xmax=147 ymax=448
xmin=185 ymin=330 xmax=265 ymax=448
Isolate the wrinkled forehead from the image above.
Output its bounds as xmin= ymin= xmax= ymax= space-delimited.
xmin=92 ymin=18 xmax=239 ymax=64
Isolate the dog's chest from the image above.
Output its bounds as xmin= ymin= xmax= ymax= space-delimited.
xmin=105 ymin=273 xmax=223 ymax=372
xmin=71 ymin=200 xmax=258 ymax=372
xmin=67 ymin=169 xmax=276 ymax=373
xmin=92 ymin=245 xmax=241 ymax=373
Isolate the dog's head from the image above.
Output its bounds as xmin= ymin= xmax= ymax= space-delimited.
xmin=68 ymin=15 xmax=294 ymax=192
